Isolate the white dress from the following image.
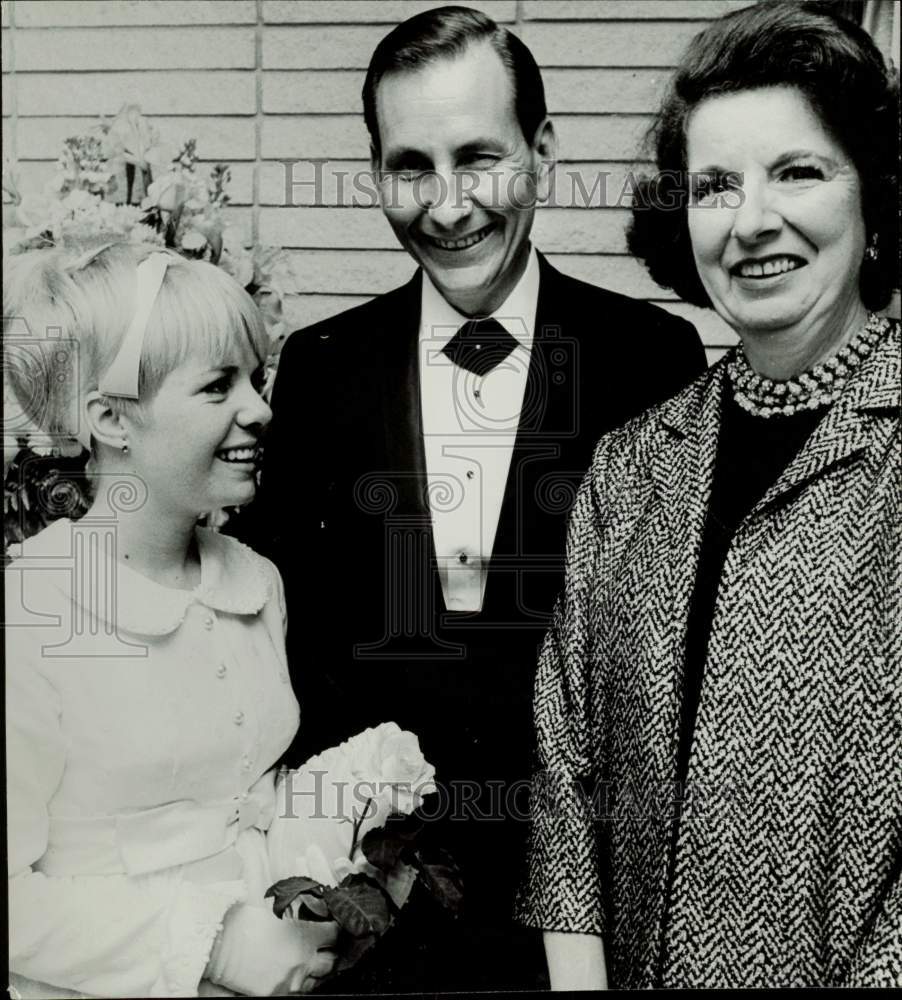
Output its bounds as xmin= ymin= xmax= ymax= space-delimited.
xmin=6 ymin=518 xmax=300 ymax=998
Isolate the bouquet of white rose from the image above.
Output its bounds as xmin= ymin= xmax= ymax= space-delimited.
xmin=265 ymin=723 xmax=462 ymax=974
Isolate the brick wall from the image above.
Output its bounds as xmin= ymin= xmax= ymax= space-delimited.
xmin=2 ymin=0 xmax=759 ymax=363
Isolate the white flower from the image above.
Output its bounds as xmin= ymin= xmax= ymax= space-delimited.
xmin=332 ymin=853 xmax=371 ymax=884
xmin=219 ymin=245 xmax=255 ymax=287
xmin=345 ymin=722 xmax=437 ymax=816
xmin=16 ymin=192 xmax=54 ymax=232
xmin=128 ymin=223 xmax=164 ymax=245
xmin=60 ymin=188 xmax=96 ymax=213
xmin=293 ymin=843 xmax=341 ymax=887
xmin=266 ymin=724 xmax=436 ymax=890
xmin=180 ymin=228 xmax=207 ymax=251
xmin=142 ymin=171 xmax=184 ymax=213
xmin=106 ymin=104 xmax=175 ymax=176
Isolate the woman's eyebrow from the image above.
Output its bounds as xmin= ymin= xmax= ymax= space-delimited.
xmin=770 ymin=149 xmax=839 ymax=169
xmin=196 ymin=364 xmax=237 ymax=380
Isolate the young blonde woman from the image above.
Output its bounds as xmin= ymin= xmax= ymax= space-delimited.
xmin=5 ymin=243 xmax=337 ymax=997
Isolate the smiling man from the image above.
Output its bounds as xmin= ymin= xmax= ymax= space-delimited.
xmin=373 ymin=36 xmax=552 ymax=319
xmin=244 ymin=6 xmax=705 ymax=993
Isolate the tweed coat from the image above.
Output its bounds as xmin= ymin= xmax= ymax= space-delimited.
xmin=517 ymin=322 xmax=901 ymax=988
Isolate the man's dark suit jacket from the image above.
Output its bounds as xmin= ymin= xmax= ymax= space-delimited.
xmin=240 ymin=252 xmax=706 ymax=991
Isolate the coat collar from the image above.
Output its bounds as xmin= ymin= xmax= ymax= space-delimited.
xmin=16 ymin=519 xmax=272 ymax=636
xmin=653 ymin=319 xmax=901 ymax=513
xmin=755 ymin=321 xmax=900 ymax=513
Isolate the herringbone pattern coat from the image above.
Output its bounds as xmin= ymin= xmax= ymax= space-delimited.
xmin=517 ymin=324 xmax=901 ymax=987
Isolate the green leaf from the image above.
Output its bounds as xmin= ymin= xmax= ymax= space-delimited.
xmin=294 ymin=898 xmax=333 ymax=922
xmin=360 ymin=812 xmax=423 ymax=872
xmin=334 ymin=931 xmax=380 ymax=974
xmin=413 ymin=848 xmax=464 ymax=918
xmin=264 ymin=876 xmax=326 ymax=920
xmin=323 ymin=874 xmax=393 ymax=938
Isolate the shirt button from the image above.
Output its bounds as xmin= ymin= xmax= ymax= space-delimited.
xmin=203 ymin=615 xmax=215 ymax=631
xmin=233 ymin=711 xmax=245 ymax=726
xmin=459 ymin=552 xmax=468 ymax=564
xmin=216 ymin=664 xmax=227 ymax=678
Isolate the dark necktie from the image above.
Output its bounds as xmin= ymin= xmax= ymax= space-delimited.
xmin=440 ymin=317 xmax=519 ymax=377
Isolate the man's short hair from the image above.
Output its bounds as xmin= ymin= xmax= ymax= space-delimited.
xmin=363 ymin=5 xmax=547 ymax=161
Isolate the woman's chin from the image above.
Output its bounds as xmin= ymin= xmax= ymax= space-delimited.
xmin=727 ymin=302 xmax=813 ymax=339
xmin=206 ymin=483 xmax=257 ymax=515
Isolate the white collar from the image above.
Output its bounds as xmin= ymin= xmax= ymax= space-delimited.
xmin=419 ymin=245 xmax=540 ymax=347
xmin=14 ymin=519 xmax=272 ymax=636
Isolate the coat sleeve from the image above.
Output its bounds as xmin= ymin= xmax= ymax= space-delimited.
xmin=515 ymin=444 xmax=608 ymax=935
xmin=842 ymin=860 xmax=902 ymax=987
xmin=6 ymin=632 xmax=245 ymax=997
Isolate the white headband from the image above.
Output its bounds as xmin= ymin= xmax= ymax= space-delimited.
xmin=98 ymin=252 xmax=171 ymax=400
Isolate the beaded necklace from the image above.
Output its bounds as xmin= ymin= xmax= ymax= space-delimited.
xmin=727 ymin=313 xmax=891 ymax=418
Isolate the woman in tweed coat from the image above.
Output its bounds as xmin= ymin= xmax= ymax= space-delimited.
xmin=518 ymin=3 xmax=900 ymax=988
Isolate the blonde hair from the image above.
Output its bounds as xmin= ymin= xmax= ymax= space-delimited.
xmin=4 ymin=240 xmax=270 ymax=446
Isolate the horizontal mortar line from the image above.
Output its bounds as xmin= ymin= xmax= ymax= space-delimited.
xmin=256 ymin=18 xmax=711 ymax=26
xmin=257 ymin=20 xmax=512 ymax=27
xmin=259 ymin=111 xmax=655 ymax=117
xmin=7 ymin=65 xmax=681 ymax=74
xmin=12 ymin=112 xmax=259 ymax=118
xmin=11 ymin=22 xmax=259 ymax=30
xmin=281 ymin=249 xmax=639 ymax=255
xmin=262 ymin=158 xmax=655 ymax=165
xmin=284 ymin=291 xmax=689 ymax=298
xmin=10 ymin=68 xmax=258 ymax=75
xmin=262 ymin=64 xmax=681 ymax=71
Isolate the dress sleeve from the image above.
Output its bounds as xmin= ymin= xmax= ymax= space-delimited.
xmin=6 ymin=634 xmax=245 ymax=998
xmin=515 ymin=450 xmax=607 ymax=935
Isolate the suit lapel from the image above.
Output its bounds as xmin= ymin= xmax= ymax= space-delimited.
xmin=377 ymin=271 xmax=429 ymax=518
xmin=493 ymin=256 xmax=578 ymax=562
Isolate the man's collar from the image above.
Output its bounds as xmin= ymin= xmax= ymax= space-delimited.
xmin=419 ymin=245 xmax=540 ymax=346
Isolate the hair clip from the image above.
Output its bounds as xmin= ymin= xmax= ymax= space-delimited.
xmin=98 ymin=252 xmax=171 ymax=400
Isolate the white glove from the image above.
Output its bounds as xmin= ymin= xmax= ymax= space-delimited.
xmin=206 ymin=902 xmax=338 ymax=995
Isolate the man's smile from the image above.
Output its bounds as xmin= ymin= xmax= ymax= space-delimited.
xmin=422 ymin=222 xmax=497 ymax=252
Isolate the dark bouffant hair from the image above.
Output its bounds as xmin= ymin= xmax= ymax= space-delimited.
xmin=627 ymin=1 xmax=899 ymax=311
xmin=362 ymin=5 xmax=547 ymax=161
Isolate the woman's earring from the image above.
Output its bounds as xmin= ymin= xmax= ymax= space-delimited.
xmin=865 ymin=234 xmax=879 ymax=262
xmin=121 ymin=442 xmax=129 ymax=455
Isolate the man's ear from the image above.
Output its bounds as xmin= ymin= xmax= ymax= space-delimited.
xmin=84 ymin=391 xmax=129 ymax=453
xmin=531 ymin=117 xmax=557 ymax=204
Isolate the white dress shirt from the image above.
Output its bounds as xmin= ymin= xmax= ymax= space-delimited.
xmin=419 ymin=246 xmax=540 ymax=612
